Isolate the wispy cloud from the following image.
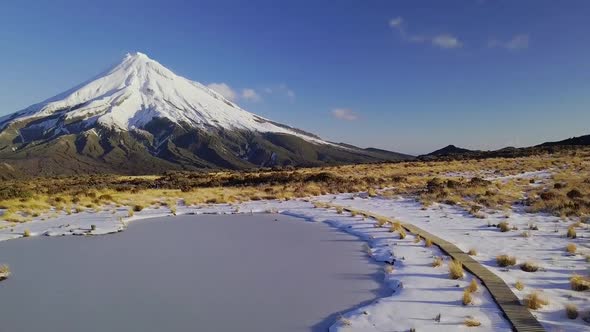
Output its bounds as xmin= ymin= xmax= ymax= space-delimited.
xmin=262 ymin=84 xmax=295 ymax=102
xmin=488 ymin=34 xmax=530 ymax=50
xmin=389 ymin=16 xmax=463 ymax=49
xmin=331 ymin=108 xmax=358 ymax=121
xmin=207 ymin=83 xmax=263 ymax=103
xmin=207 ymin=83 xmax=237 ymax=101
xmin=241 ymin=88 xmax=261 ymax=102
xmin=432 ymin=34 xmax=463 ymax=49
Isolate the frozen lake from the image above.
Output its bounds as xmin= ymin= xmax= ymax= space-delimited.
xmin=0 ymin=213 xmax=389 ymax=332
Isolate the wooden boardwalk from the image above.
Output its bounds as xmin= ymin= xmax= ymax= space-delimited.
xmin=327 ymin=204 xmax=546 ymax=332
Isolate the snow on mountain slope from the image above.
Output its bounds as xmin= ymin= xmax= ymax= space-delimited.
xmin=0 ymin=52 xmax=325 ymax=144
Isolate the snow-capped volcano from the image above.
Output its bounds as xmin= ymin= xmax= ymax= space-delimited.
xmin=0 ymin=52 xmax=321 ymax=142
xmin=0 ymin=52 xmax=411 ymax=176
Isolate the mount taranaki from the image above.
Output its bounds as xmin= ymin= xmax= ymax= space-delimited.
xmin=0 ymin=53 xmax=410 ymax=176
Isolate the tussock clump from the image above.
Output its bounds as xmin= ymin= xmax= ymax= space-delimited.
xmin=414 ymin=235 xmax=422 ymax=243
xmin=425 ymin=238 xmax=433 ymax=247
xmin=496 ymin=255 xmax=517 ymax=267
xmin=90 ymin=224 xmax=96 ymax=231
xmin=520 ymin=261 xmax=539 ymax=272
xmin=432 ymin=256 xmax=443 ymax=267
xmin=566 ymin=243 xmax=577 ymax=254
xmin=335 ymin=207 xmax=343 ymax=214
xmin=462 ymin=288 xmax=472 ymax=305
xmin=525 ymin=292 xmax=549 ymax=310
xmin=128 ymin=209 xmax=134 ymax=217
xmin=0 ymin=264 xmax=10 ymax=280
xmin=23 ymin=229 xmax=31 ymax=237
xmin=467 ymin=279 xmax=478 ymax=293
xmin=468 ymin=248 xmax=477 ymax=256
xmin=498 ymin=221 xmax=510 ymax=232
xmin=521 ymin=231 xmax=531 ymax=238
xmin=565 ymin=303 xmax=578 ymax=319
xmin=133 ymin=204 xmax=144 ymax=212
xmin=515 ymin=280 xmax=525 ymax=291
xmin=570 ymin=274 xmax=590 ymax=291
xmin=567 ymin=226 xmax=577 ymax=239
xmin=464 ymin=317 xmax=481 ymax=327
xmin=449 ymin=259 xmax=464 ymax=279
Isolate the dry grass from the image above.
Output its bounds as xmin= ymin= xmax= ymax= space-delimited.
xmin=23 ymin=229 xmax=30 ymax=237
xmin=413 ymin=235 xmax=422 ymax=243
xmin=0 ymin=264 xmax=10 ymax=279
xmin=462 ymin=288 xmax=472 ymax=305
xmin=565 ymin=303 xmax=579 ymax=319
xmin=567 ymin=226 xmax=577 ymax=239
xmin=498 ymin=221 xmax=510 ymax=232
xmin=1 ymin=149 xmax=588 ymax=227
xmin=132 ymin=204 xmax=144 ymax=212
xmin=464 ymin=317 xmax=481 ymax=327
xmin=467 ymin=279 xmax=478 ymax=293
xmin=570 ymin=274 xmax=590 ymax=291
xmin=515 ymin=280 xmax=525 ymax=291
xmin=449 ymin=259 xmax=464 ymax=279
xmin=468 ymin=248 xmax=477 ymax=256
xmin=425 ymin=238 xmax=433 ymax=247
xmin=496 ymin=255 xmax=517 ymax=267
xmin=520 ymin=261 xmax=539 ymax=272
xmin=525 ymin=292 xmax=549 ymax=310
xmin=566 ymin=243 xmax=577 ymax=254
xmin=432 ymin=256 xmax=443 ymax=267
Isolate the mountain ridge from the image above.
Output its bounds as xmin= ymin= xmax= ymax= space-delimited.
xmin=0 ymin=52 xmax=410 ymax=176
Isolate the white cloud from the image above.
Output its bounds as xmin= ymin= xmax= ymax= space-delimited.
xmin=207 ymin=83 xmax=237 ymax=101
xmin=432 ymin=34 xmax=462 ymax=49
xmin=389 ymin=16 xmax=462 ymax=49
xmin=389 ymin=17 xmax=404 ymax=28
xmin=331 ymin=108 xmax=358 ymax=121
xmin=286 ymin=89 xmax=295 ymax=101
xmin=241 ymin=88 xmax=261 ymax=102
xmin=488 ymin=34 xmax=529 ymax=50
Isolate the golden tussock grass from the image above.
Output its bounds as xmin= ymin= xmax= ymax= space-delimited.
xmin=432 ymin=256 xmax=443 ymax=267
xmin=525 ymin=292 xmax=549 ymax=310
xmin=515 ymin=280 xmax=525 ymax=291
xmin=467 ymin=279 xmax=478 ymax=293
xmin=464 ymin=317 xmax=481 ymax=327
xmin=570 ymin=274 xmax=590 ymax=291
xmin=468 ymin=248 xmax=477 ymax=256
xmin=498 ymin=221 xmax=510 ymax=232
xmin=496 ymin=255 xmax=517 ymax=267
xmin=462 ymin=288 xmax=472 ymax=305
xmin=520 ymin=261 xmax=539 ymax=272
xmin=449 ymin=259 xmax=464 ymax=279
xmin=566 ymin=243 xmax=577 ymax=254
xmin=425 ymin=238 xmax=433 ymax=247
xmin=565 ymin=303 xmax=578 ymax=319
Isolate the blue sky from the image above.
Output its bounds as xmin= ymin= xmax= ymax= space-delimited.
xmin=1 ymin=0 xmax=589 ymax=154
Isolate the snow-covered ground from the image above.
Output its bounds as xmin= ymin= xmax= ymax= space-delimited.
xmin=1 ymin=192 xmax=587 ymax=331
xmin=317 ymin=194 xmax=589 ymax=331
